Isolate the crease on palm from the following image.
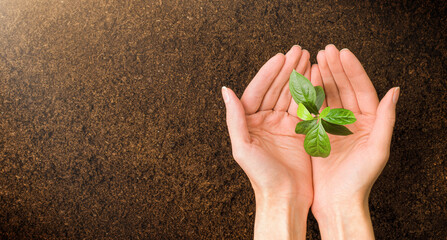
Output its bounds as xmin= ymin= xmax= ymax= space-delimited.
xmin=246 ymin=111 xmax=321 ymax=163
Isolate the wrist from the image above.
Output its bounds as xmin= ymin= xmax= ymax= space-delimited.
xmin=313 ymin=199 xmax=374 ymax=240
xmin=254 ymin=194 xmax=310 ymax=240
xmin=255 ymin=193 xmax=312 ymax=215
xmin=252 ymin=182 xmax=313 ymax=210
xmin=312 ymin=189 xmax=371 ymax=221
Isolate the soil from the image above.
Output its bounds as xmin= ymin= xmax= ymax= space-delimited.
xmin=0 ymin=0 xmax=445 ymax=239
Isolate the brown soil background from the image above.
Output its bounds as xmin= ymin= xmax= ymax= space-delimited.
xmin=0 ymin=0 xmax=446 ymax=239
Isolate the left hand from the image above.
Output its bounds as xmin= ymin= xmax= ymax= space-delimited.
xmin=222 ymin=45 xmax=313 ymax=239
xmin=222 ymin=45 xmax=313 ymax=205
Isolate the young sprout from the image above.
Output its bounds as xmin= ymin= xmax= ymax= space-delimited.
xmin=289 ymin=70 xmax=356 ymax=157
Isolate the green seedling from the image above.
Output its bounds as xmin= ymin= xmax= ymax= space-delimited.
xmin=289 ymin=70 xmax=356 ymax=157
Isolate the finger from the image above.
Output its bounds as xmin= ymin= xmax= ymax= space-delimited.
xmin=287 ymin=59 xmax=311 ymax=115
xmin=325 ymin=44 xmax=360 ymax=113
xmin=309 ymin=64 xmax=327 ymax=110
xmin=296 ymin=49 xmax=310 ymax=74
xmin=273 ymin=76 xmax=292 ymax=112
xmin=241 ymin=53 xmax=285 ymax=114
xmin=222 ymin=87 xmax=251 ymax=149
xmin=368 ymin=87 xmax=399 ymax=166
xmin=317 ymin=50 xmax=343 ymax=108
xmin=259 ymin=45 xmax=302 ymax=111
xmin=275 ymin=49 xmax=310 ymax=112
xmin=340 ymin=48 xmax=380 ymax=115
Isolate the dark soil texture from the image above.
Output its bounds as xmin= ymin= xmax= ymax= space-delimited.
xmin=0 ymin=0 xmax=446 ymax=239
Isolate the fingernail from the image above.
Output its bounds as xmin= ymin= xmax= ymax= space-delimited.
xmin=341 ymin=48 xmax=350 ymax=52
xmin=222 ymin=86 xmax=229 ymax=103
xmin=393 ymin=87 xmax=400 ymax=104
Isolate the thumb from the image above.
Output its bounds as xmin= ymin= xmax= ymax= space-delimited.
xmin=222 ymin=86 xmax=251 ymax=148
xmin=369 ymin=87 xmax=400 ymax=153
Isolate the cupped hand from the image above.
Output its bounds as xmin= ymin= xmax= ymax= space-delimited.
xmin=222 ymin=45 xmax=313 ymax=204
xmin=310 ymin=44 xmax=399 ymax=218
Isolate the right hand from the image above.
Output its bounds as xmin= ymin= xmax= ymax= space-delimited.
xmin=310 ymin=45 xmax=399 ymax=225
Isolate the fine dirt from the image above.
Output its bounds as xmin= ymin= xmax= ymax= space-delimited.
xmin=0 ymin=0 xmax=446 ymax=239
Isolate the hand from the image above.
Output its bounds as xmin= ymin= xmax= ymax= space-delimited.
xmin=310 ymin=44 xmax=399 ymax=239
xmin=222 ymin=45 xmax=312 ymax=240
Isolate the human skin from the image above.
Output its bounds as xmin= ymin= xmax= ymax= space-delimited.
xmin=310 ymin=44 xmax=399 ymax=239
xmin=222 ymin=44 xmax=399 ymax=240
xmin=221 ymin=45 xmax=313 ymax=240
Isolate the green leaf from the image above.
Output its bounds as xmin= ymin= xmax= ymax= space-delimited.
xmin=289 ymin=70 xmax=316 ymax=106
xmin=323 ymin=108 xmax=357 ymax=125
xmin=319 ymin=107 xmax=331 ymax=119
xmin=321 ymin=119 xmax=353 ymax=136
xmin=304 ymin=121 xmax=331 ymax=158
xmin=314 ymin=86 xmax=325 ymax=111
xmin=302 ymin=101 xmax=319 ymax=115
xmin=297 ymin=103 xmax=314 ymax=121
xmin=295 ymin=120 xmax=317 ymax=135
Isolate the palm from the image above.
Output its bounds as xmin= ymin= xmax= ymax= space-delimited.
xmin=325 ymin=113 xmax=375 ymax=159
xmin=248 ymin=111 xmax=306 ymax=162
xmin=312 ymin=114 xmax=377 ymax=210
xmin=245 ymin=110 xmax=312 ymax=199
